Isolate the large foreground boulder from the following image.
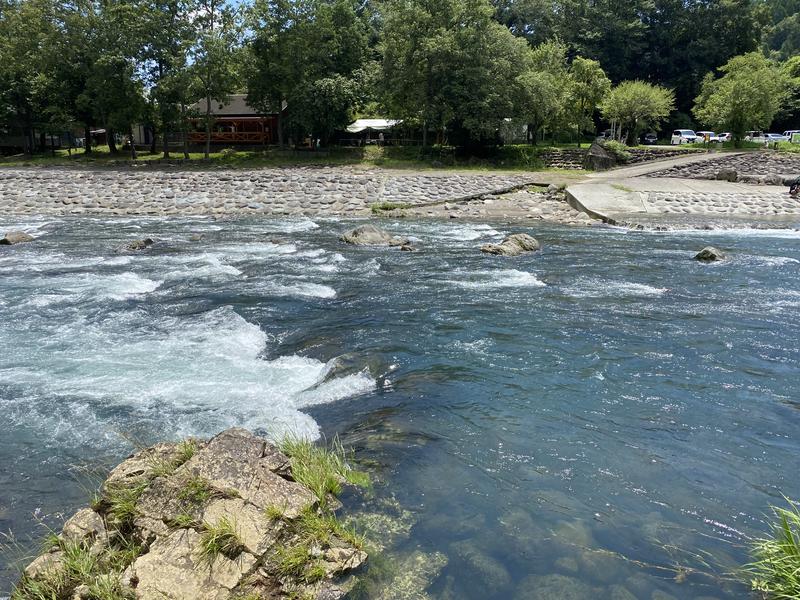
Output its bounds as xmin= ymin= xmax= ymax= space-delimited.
xmin=340 ymin=225 xmax=409 ymax=247
xmin=481 ymin=234 xmax=541 ymax=257
xmin=15 ymin=428 xmax=368 ymax=600
xmin=0 ymin=231 xmax=34 ymax=245
xmin=695 ymin=246 xmax=725 ymax=262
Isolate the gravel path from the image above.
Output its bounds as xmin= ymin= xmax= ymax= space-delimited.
xmin=0 ymin=167 xmax=539 ymax=217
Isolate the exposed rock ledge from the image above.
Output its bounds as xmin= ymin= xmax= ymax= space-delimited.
xmin=15 ymin=428 xmax=368 ymax=600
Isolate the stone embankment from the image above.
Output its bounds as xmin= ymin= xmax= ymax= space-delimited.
xmin=645 ymin=152 xmax=800 ymax=184
xmin=0 ymin=168 xmax=537 ymax=217
xmin=15 ymin=429 xmax=369 ymax=600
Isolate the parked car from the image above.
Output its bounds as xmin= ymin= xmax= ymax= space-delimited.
xmin=745 ymin=131 xmax=766 ymax=143
xmin=696 ymin=131 xmax=720 ymax=143
xmin=782 ymin=130 xmax=800 ymax=142
xmin=765 ymin=133 xmax=789 ymax=143
xmin=671 ymin=130 xmax=698 ymax=145
xmin=718 ymin=133 xmax=732 ymax=143
xmin=642 ymin=132 xmax=658 ymax=145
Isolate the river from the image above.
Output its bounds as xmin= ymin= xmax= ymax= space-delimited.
xmin=1 ymin=215 xmax=798 ymax=599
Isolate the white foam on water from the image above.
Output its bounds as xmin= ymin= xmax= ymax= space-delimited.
xmin=0 ymin=306 xmax=374 ymax=445
xmin=24 ymin=272 xmax=163 ymax=303
xmin=749 ymin=255 xmax=800 ymax=267
xmin=282 ymin=218 xmax=320 ymax=233
xmin=565 ymin=278 xmax=667 ymax=298
xmin=267 ymin=281 xmax=337 ymax=299
xmin=449 ymin=269 xmax=546 ymax=289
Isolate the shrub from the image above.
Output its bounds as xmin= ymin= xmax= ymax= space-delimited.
xmin=600 ymin=140 xmax=632 ymax=163
xmin=748 ymin=499 xmax=800 ymax=598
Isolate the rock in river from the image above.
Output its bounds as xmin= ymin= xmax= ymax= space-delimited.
xmin=0 ymin=231 xmax=34 ymax=245
xmin=15 ymin=428 xmax=368 ymax=600
xmin=340 ymin=225 xmax=409 ymax=247
xmin=481 ymin=233 xmax=541 ymax=257
xmin=116 ymin=238 xmax=155 ymax=253
xmin=695 ymin=246 xmax=725 ymax=262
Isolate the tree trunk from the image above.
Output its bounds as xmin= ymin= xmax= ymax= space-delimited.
xmin=129 ymin=127 xmax=137 ymax=160
xmin=84 ymin=125 xmax=92 ymax=155
xmin=277 ymin=107 xmax=284 ymax=149
xmin=163 ymin=124 xmax=171 ymax=159
xmin=204 ymin=95 xmax=211 ymax=159
xmin=181 ymin=104 xmax=189 ymax=159
xmin=108 ymin=127 xmax=118 ymax=154
xmin=149 ymin=126 xmax=156 ymax=154
xmin=422 ymin=121 xmax=428 ymax=148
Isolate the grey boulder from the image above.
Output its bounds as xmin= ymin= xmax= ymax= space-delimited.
xmin=695 ymin=246 xmax=725 ymax=262
xmin=715 ymin=168 xmax=738 ymax=182
xmin=340 ymin=225 xmax=409 ymax=247
xmin=481 ymin=233 xmax=541 ymax=257
xmin=0 ymin=231 xmax=34 ymax=245
xmin=116 ymin=238 xmax=154 ymax=253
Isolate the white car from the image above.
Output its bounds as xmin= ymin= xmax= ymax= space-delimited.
xmin=718 ymin=133 xmax=732 ymax=143
xmin=765 ymin=133 xmax=789 ymax=143
xmin=671 ymin=130 xmax=698 ymax=145
xmin=696 ymin=131 xmax=720 ymax=142
xmin=745 ymin=131 xmax=766 ymax=143
xmin=782 ymin=130 xmax=800 ymax=142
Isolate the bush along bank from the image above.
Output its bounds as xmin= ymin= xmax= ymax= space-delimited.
xmin=748 ymin=499 xmax=800 ymax=599
xmin=12 ymin=429 xmax=370 ymax=600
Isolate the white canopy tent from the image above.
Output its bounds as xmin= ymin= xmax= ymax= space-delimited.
xmin=346 ymin=119 xmax=403 ymax=134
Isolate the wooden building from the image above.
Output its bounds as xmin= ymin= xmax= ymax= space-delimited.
xmin=189 ymin=95 xmax=279 ymax=145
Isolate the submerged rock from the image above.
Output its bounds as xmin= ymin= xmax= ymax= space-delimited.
xmin=694 ymin=246 xmax=725 ymax=262
xmin=514 ymin=574 xmax=598 ymax=600
xmin=0 ymin=231 xmax=34 ymax=245
xmin=375 ymin=550 xmax=448 ymax=600
xmin=16 ymin=428 xmax=368 ymax=600
xmin=340 ymin=225 xmax=409 ymax=247
xmin=481 ymin=233 xmax=541 ymax=257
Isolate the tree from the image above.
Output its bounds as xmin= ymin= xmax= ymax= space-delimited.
xmin=248 ymin=0 xmax=368 ymax=147
xmin=568 ymin=57 xmax=611 ymax=145
xmin=381 ymin=0 xmax=528 ymax=147
xmin=514 ymin=40 xmax=570 ymax=145
xmin=600 ymin=80 xmax=675 ymax=145
xmin=191 ymin=0 xmax=242 ymax=158
xmin=693 ymin=52 xmax=788 ymax=145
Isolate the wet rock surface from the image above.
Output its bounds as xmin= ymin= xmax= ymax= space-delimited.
xmin=0 ymin=230 xmax=34 ymax=245
xmin=15 ymin=429 xmax=367 ymax=600
xmin=339 ymin=224 xmax=409 ymax=247
xmin=481 ymin=233 xmax=541 ymax=256
xmin=695 ymin=247 xmax=726 ymax=262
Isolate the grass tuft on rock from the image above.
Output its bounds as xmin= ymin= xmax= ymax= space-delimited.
xmin=748 ymin=499 xmax=800 ymax=598
xmin=370 ymin=201 xmax=412 ymax=215
xmin=198 ymin=517 xmax=245 ymax=565
xmin=279 ymin=437 xmax=370 ymax=506
xmin=102 ymin=482 xmax=148 ymax=531
xmin=148 ymin=439 xmax=198 ymax=478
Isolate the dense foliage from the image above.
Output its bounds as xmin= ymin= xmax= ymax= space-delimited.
xmin=0 ymin=0 xmax=798 ymax=154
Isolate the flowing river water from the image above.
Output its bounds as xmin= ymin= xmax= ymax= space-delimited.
xmin=1 ymin=215 xmax=799 ymax=599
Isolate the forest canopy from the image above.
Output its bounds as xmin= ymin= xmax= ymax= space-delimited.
xmin=0 ymin=0 xmax=797 ymax=153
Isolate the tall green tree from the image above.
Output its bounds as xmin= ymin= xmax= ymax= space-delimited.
xmin=568 ymin=57 xmax=611 ymax=145
xmin=694 ymin=52 xmax=788 ymax=145
xmin=381 ymin=0 xmax=528 ymax=147
xmin=514 ymin=40 xmax=570 ymax=145
xmin=600 ymin=80 xmax=675 ymax=144
xmin=191 ymin=0 xmax=242 ymax=158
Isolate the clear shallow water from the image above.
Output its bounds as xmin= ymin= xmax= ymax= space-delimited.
xmin=1 ymin=215 xmax=799 ymax=599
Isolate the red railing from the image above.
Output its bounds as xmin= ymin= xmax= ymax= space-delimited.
xmin=188 ymin=131 xmax=269 ymax=144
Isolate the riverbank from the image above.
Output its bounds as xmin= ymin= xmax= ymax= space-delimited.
xmin=4 ymin=161 xmax=800 ymax=230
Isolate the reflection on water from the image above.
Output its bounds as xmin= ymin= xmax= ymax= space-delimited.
xmin=1 ymin=216 xmax=799 ymax=598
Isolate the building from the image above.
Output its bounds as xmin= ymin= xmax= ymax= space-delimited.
xmin=189 ymin=95 xmax=280 ymax=145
